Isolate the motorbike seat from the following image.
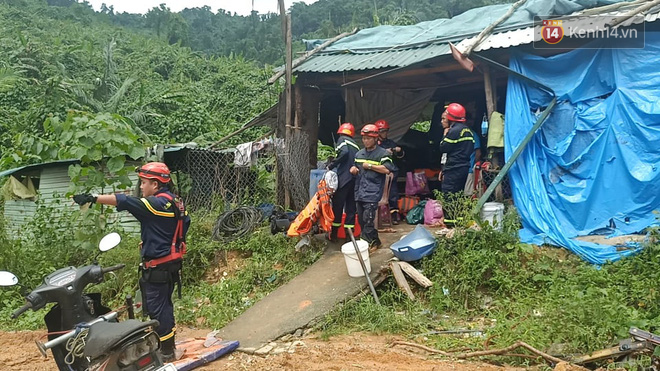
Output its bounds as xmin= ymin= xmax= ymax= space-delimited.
xmin=84 ymin=319 xmax=160 ymax=359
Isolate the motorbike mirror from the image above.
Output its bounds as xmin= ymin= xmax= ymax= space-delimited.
xmin=0 ymin=271 xmax=18 ymax=287
xmin=99 ymin=232 xmax=121 ymax=252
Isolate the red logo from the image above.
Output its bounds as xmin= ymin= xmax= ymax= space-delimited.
xmin=541 ymin=20 xmax=564 ymax=44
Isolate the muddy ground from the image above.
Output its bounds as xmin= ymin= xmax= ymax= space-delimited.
xmin=0 ymin=328 xmax=528 ymax=371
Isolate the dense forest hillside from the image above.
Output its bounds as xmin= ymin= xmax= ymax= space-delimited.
xmin=0 ymin=0 xmax=279 ymax=168
xmin=0 ymin=0 xmax=514 ymax=168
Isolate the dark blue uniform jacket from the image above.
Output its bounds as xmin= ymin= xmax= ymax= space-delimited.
xmin=438 ymin=122 xmax=475 ymax=171
xmin=116 ymin=189 xmax=191 ymax=260
xmin=328 ymin=135 xmax=359 ymax=188
xmin=354 ymin=146 xmax=395 ymax=203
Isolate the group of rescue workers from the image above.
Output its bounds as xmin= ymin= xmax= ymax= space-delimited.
xmin=327 ymin=102 xmax=475 ymax=249
xmin=65 ymin=102 xmax=474 ymax=363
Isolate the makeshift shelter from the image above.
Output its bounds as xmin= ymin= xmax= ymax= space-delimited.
xmin=264 ymin=0 xmax=660 ymax=264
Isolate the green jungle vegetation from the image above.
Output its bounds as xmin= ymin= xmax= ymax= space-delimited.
xmin=1 ymin=0 xmax=659 ymax=368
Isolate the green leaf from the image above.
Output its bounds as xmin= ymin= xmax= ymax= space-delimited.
xmin=67 ymin=164 xmax=82 ymax=179
xmin=128 ymin=146 xmax=145 ymax=160
xmin=106 ymin=156 xmax=126 ymax=173
xmin=79 ymin=137 xmax=95 ymax=148
xmin=88 ymin=148 xmax=103 ymax=161
xmin=71 ymin=146 xmax=86 ymax=158
xmin=118 ymin=174 xmax=133 ymax=188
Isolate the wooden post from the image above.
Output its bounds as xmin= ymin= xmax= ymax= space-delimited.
xmin=484 ymin=65 xmax=496 ymax=119
xmin=285 ymin=14 xmax=293 ymax=131
xmin=294 ymin=83 xmax=302 ymax=130
xmin=278 ymin=1 xmax=293 ymax=209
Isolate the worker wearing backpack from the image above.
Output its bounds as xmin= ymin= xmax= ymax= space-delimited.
xmin=73 ymin=161 xmax=191 ymax=362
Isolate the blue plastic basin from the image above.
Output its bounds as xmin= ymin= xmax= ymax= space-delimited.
xmin=390 ymin=224 xmax=437 ymax=261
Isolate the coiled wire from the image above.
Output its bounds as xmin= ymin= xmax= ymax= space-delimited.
xmin=64 ymin=327 xmax=89 ymax=365
xmin=212 ymin=206 xmax=263 ymax=242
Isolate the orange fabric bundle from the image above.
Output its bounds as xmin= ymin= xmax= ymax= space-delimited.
xmin=287 ymin=179 xmax=334 ymax=237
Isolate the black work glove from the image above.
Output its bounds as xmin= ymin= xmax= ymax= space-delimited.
xmin=73 ymin=193 xmax=97 ymax=205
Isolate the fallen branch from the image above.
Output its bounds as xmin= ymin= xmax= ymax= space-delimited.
xmin=454 ymin=341 xmax=565 ymax=364
xmin=392 ymin=341 xmax=451 ymax=356
xmin=393 ymin=340 xmax=568 ymax=365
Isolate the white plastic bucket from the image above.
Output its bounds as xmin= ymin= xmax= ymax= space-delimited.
xmin=481 ymin=202 xmax=505 ymax=230
xmin=341 ymin=240 xmax=371 ymax=277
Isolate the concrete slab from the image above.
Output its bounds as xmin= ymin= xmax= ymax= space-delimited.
xmin=216 ymin=224 xmax=416 ymax=349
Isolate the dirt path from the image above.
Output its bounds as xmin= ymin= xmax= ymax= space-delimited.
xmin=0 ymin=329 xmax=523 ymax=371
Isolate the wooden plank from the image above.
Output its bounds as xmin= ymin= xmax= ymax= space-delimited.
xmin=398 ymin=261 xmax=433 ymax=288
xmin=389 ymin=262 xmax=415 ymax=300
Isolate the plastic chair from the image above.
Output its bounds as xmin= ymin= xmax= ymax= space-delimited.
xmin=375 ymin=173 xmax=394 ymax=229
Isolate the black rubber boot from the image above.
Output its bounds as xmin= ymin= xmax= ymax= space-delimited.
xmin=160 ymin=336 xmax=176 ymax=363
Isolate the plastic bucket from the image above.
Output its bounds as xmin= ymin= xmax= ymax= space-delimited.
xmin=341 ymin=240 xmax=371 ymax=277
xmin=480 ymin=202 xmax=505 ymax=230
xmin=309 ymin=169 xmax=326 ymax=199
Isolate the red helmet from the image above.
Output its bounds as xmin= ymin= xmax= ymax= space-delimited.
xmin=361 ymin=124 xmax=379 ymax=138
xmin=374 ymin=119 xmax=389 ymax=131
xmin=337 ymin=123 xmax=355 ymax=137
xmin=445 ymin=103 xmax=466 ymax=122
xmin=137 ymin=162 xmax=171 ymax=183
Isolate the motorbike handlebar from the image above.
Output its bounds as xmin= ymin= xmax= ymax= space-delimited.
xmin=101 ymin=264 xmax=126 ymax=274
xmin=11 ymin=301 xmax=32 ymax=319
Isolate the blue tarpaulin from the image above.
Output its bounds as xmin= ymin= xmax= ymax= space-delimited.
xmin=506 ymin=33 xmax=660 ymax=265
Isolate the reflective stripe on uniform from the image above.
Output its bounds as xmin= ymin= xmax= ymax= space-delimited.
xmin=140 ymin=198 xmax=175 ymax=217
xmin=336 ymin=140 xmax=360 ymax=151
xmin=160 ymin=328 xmax=175 ymax=341
xmin=355 ymin=159 xmax=381 ymax=166
xmin=380 ymin=156 xmax=392 ymax=164
xmin=442 ymin=137 xmax=475 ymax=144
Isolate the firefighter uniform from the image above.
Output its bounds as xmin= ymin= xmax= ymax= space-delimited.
xmin=327 ymin=135 xmax=359 ymax=235
xmin=115 ymin=189 xmax=191 ymax=345
xmin=354 ymin=146 xmax=395 ymax=246
xmin=438 ymin=122 xmax=475 ymax=193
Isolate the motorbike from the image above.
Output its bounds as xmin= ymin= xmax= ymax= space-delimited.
xmin=0 ymin=232 xmax=177 ymax=371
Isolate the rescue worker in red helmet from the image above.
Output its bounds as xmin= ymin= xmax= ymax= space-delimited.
xmin=374 ymin=119 xmax=405 ymax=224
xmin=327 ymin=123 xmax=359 ymax=241
xmin=73 ymin=162 xmax=191 ymax=362
xmin=350 ymin=124 xmax=395 ymax=250
xmin=438 ymin=103 xmax=475 ymax=195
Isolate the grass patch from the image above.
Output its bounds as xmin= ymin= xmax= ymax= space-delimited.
xmin=0 ymin=205 xmax=322 ymax=331
xmin=318 ymin=202 xmax=660 ymax=364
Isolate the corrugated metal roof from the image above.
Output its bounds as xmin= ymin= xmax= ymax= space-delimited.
xmin=295 ymin=43 xmax=450 ymax=73
xmin=457 ymin=7 xmax=660 ymax=53
xmin=0 ymin=159 xmax=79 ymax=178
xmin=295 ymin=2 xmax=660 ymax=74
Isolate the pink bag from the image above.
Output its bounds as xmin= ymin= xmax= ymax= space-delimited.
xmin=424 ymin=199 xmax=444 ymax=226
xmin=405 ymin=171 xmax=430 ymax=196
